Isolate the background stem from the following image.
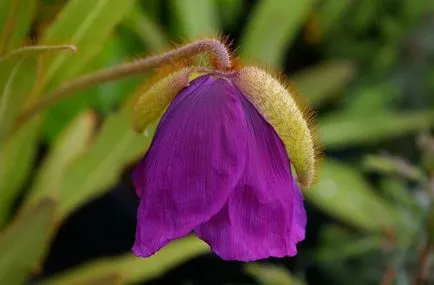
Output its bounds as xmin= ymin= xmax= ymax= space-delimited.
xmin=16 ymin=38 xmax=231 ymax=127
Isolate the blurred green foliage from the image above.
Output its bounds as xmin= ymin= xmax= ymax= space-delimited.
xmin=0 ymin=0 xmax=434 ymax=284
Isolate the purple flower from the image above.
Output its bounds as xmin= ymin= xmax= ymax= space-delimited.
xmin=132 ymin=67 xmax=318 ymax=261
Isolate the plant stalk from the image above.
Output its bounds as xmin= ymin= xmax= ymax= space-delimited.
xmin=16 ymin=39 xmax=231 ymax=126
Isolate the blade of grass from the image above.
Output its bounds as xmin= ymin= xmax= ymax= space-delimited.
xmin=58 ymin=110 xmax=149 ymax=219
xmin=0 ymin=198 xmax=57 ymax=285
xmin=245 ymin=264 xmax=306 ymax=285
xmin=170 ymin=0 xmax=220 ymax=38
xmin=304 ymin=159 xmax=402 ymax=231
xmin=36 ymin=236 xmax=208 ymax=285
xmin=0 ymin=45 xmax=76 ymax=142
xmin=41 ymin=0 xmax=136 ymax=86
xmin=0 ymin=0 xmax=37 ymax=54
xmin=290 ymin=60 xmax=355 ymax=106
xmin=0 ymin=117 xmax=41 ymax=229
xmin=123 ymin=6 xmax=168 ymax=51
xmin=319 ymin=111 xmax=434 ymax=149
xmin=240 ymin=0 xmax=313 ymax=66
xmin=26 ymin=111 xmax=97 ymax=205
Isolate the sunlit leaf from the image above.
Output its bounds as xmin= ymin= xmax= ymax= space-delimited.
xmin=319 ymin=111 xmax=434 ymax=149
xmin=304 ymin=159 xmax=401 ymax=231
xmin=216 ymin=0 xmax=243 ymax=30
xmin=41 ymin=0 xmax=136 ymax=85
xmin=124 ymin=6 xmax=168 ymax=51
xmin=42 ymin=35 xmax=141 ymax=141
xmin=342 ymin=83 xmax=400 ymax=116
xmin=240 ymin=0 xmax=313 ymax=66
xmin=170 ymin=0 xmax=219 ymax=38
xmin=363 ymin=154 xmax=426 ymax=182
xmin=0 ymin=198 xmax=57 ymax=285
xmin=27 ymin=111 xmax=97 ymax=205
xmin=0 ymin=0 xmax=37 ymax=54
xmin=0 ymin=57 xmax=36 ymax=143
xmin=58 ymin=110 xmax=149 ymax=219
xmin=37 ymin=236 xmax=208 ymax=285
xmin=90 ymin=38 xmax=143 ymax=113
xmin=0 ymin=45 xmax=76 ymax=142
xmin=315 ymin=0 xmax=354 ymax=35
xmin=245 ymin=264 xmax=305 ymax=285
xmin=0 ymin=117 xmax=41 ymax=228
xmin=290 ymin=61 xmax=355 ymax=106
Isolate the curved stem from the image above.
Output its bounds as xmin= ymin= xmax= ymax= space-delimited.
xmin=16 ymin=38 xmax=231 ymax=125
xmin=0 ymin=45 xmax=77 ymax=63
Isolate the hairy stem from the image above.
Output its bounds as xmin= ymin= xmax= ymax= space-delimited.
xmin=16 ymin=39 xmax=231 ymax=126
xmin=0 ymin=45 xmax=77 ymax=63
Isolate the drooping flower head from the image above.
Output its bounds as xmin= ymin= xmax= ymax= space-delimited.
xmin=131 ymin=39 xmax=320 ymax=261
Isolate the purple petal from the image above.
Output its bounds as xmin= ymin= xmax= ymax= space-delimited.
xmin=195 ymin=91 xmax=307 ymax=261
xmin=132 ymin=75 xmax=248 ymax=257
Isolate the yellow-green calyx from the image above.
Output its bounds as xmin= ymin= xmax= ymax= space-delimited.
xmin=132 ymin=68 xmax=193 ymax=133
xmin=234 ymin=66 xmax=317 ymax=187
xmin=132 ymin=65 xmax=318 ymax=187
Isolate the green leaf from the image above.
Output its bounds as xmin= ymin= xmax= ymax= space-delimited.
xmin=0 ymin=198 xmax=57 ymax=285
xmin=316 ymin=233 xmax=383 ymax=262
xmin=58 ymin=110 xmax=149 ymax=219
xmin=27 ymin=111 xmax=97 ymax=205
xmin=245 ymin=264 xmax=306 ymax=285
xmin=42 ymin=34 xmax=141 ymax=141
xmin=342 ymin=83 xmax=399 ymax=116
xmin=363 ymin=154 xmax=426 ymax=182
xmin=315 ymin=0 xmax=354 ymax=35
xmin=319 ymin=111 xmax=434 ymax=149
xmin=0 ymin=48 xmax=75 ymax=217
xmin=170 ymin=0 xmax=220 ymax=38
xmin=402 ymin=0 xmax=434 ymax=24
xmin=41 ymin=0 xmax=136 ymax=85
xmin=290 ymin=61 xmax=355 ymax=106
xmin=39 ymin=0 xmax=137 ymax=141
xmin=304 ymin=159 xmax=401 ymax=231
xmin=378 ymin=177 xmax=422 ymax=216
xmin=240 ymin=0 xmax=313 ymax=66
xmin=37 ymin=236 xmax=209 ymax=285
xmin=0 ymin=0 xmax=37 ymax=54
xmin=0 ymin=57 xmax=35 ymax=143
xmin=216 ymin=0 xmax=243 ymax=30
xmin=318 ymin=224 xmax=353 ymax=246
xmin=0 ymin=117 xmax=41 ymax=228
xmin=123 ymin=6 xmax=168 ymax=51
xmin=0 ymin=45 xmax=76 ymax=142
